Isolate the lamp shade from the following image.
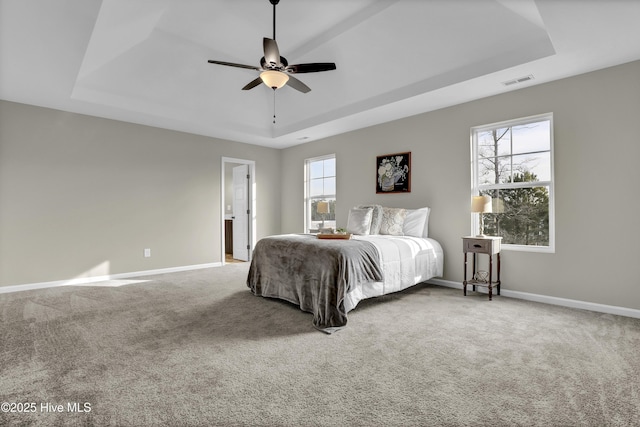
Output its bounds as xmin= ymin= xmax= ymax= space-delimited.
xmin=471 ymin=195 xmax=492 ymax=213
xmin=316 ymin=201 xmax=329 ymax=214
xmin=260 ymin=70 xmax=289 ymax=89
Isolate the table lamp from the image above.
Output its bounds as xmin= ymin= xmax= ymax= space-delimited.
xmin=317 ymin=201 xmax=329 ymax=228
xmin=471 ymin=195 xmax=492 ymax=237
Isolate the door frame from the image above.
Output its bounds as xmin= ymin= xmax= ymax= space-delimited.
xmin=221 ymin=157 xmax=256 ymax=265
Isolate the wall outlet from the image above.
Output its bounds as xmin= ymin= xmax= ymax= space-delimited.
xmin=144 ymin=248 xmax=151 ymax=258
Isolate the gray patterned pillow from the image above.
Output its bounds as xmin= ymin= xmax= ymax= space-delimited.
xmin=356 ymin=204 xmax=383 ymax=234
xmin=379 ymin=207 xmax=407 ymax=236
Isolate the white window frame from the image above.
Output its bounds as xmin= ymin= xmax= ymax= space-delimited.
xmin=471 ymin=113 xmax=555 ymax=253
xmin=304 ymin=154 xmax=336 ymax=232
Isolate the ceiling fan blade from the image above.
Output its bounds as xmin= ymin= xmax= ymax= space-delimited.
xmin=286 ymin=63 xmax=336 ymax=74
xmin=286 ymin=75 xmax=311 ymax=93
xmin=208 ymin=60 xmax=260 ymax=71
xmin=263 ymin=38 xmax=281 ymax=68
xmin=242 ymin=77 xmax=263 ymax=91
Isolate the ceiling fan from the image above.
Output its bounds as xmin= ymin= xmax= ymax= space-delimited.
xmin=207 ymin=0 xmax=336 ymax=93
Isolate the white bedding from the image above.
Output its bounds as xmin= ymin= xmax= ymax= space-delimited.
xmin=343 ymin=235 xmax=444 ymax=312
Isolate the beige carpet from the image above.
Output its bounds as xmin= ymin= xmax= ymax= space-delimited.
xmin=1 ymin=263 xmax=638 ymax=426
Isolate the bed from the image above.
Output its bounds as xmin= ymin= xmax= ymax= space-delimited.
xmin=246 ymin=205 xmax=444 ymax=333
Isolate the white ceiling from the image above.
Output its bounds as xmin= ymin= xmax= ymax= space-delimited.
xmin=2 ymin=0 xmax=640 ymax=149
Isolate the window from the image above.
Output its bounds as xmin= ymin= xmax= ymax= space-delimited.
xmin=471 ymin=113 xmax=554 ymax=252
xmin=305 ymin=154 xmax=336 ymax=232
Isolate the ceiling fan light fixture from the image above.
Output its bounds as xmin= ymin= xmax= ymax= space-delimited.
xmin=260 ymin=70 xmax=289 ymax=89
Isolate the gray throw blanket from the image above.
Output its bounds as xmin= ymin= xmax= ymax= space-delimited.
xmin=246 ymin=234 xmax=383 ymax=333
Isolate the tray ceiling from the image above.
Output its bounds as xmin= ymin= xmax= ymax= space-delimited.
xmin=2 ymin=0 xmax=640 ymax=148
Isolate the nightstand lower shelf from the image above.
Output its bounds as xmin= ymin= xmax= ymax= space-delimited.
xmin=463 ymin=276 xmax=501 ymax=299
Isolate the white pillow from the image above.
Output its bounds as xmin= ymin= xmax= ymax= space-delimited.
xmin=421 ymin=207 xmax=431 ymax=237
xmin=403 ymin=207 xmax=430 ymax=237
xmin=356 ymin=204 xmax=383 ymax=234
xmin=379 ymin=207 xmax=406 ymax=236
xmin=346 ymin=207 xmax=374 ymax=235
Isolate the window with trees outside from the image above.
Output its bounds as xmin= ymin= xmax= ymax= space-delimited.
xmin=305 ymin=154 xmax=336 ymax=232
xmin=471 ymin=113 xmax=554 ymax=252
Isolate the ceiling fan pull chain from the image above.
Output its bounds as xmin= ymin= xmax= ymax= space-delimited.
xmin=273 ymin=88 xmax=277 ymax=124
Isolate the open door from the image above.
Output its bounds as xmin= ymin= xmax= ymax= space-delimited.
xmin=221 ymin=157 xmax=255 ymax=265
xmin=232 ymin=164 xmax=250 ymax=261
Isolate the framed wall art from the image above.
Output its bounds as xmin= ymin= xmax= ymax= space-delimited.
xmin=376 ymin=152 xmax=411 ymax=193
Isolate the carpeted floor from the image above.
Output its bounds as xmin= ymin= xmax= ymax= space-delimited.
xmin=1 ymin=263 xmax=639 ymax=426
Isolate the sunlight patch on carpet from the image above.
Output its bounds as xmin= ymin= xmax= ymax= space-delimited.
xmin=68 ymin=279 xmax=151 ymax=288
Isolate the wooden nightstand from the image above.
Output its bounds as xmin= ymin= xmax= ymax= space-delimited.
xmin=462 ymin=236 xmax=502 ymax=300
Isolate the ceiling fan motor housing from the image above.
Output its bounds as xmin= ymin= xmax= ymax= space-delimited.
xmin=261 ymin=56 xmax=288 ymax=70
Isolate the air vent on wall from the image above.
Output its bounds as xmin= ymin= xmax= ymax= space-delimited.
xmin=502 ymin=75 xmax=534 ymax=86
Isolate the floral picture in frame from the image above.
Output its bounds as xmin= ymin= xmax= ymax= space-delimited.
xmin=376 ymin=152 xmax=411 ymax=193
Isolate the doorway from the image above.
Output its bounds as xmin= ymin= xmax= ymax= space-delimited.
xmin=221 ymin=157 xmax=256 ymax=265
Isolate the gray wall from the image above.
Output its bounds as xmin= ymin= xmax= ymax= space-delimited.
xmin=281 ymin=60 xmax=640 ymax=311
xmin=0 ymin=101 xmax=281 ymax=287
xmin=2 ymin=60 xmax=639 ymax=312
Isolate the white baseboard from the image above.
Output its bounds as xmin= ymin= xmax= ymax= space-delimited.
xmin=0 ymin=262 xmax=222 ymax=294
xmin=427 ymin=278 xmax=640 ymax=319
